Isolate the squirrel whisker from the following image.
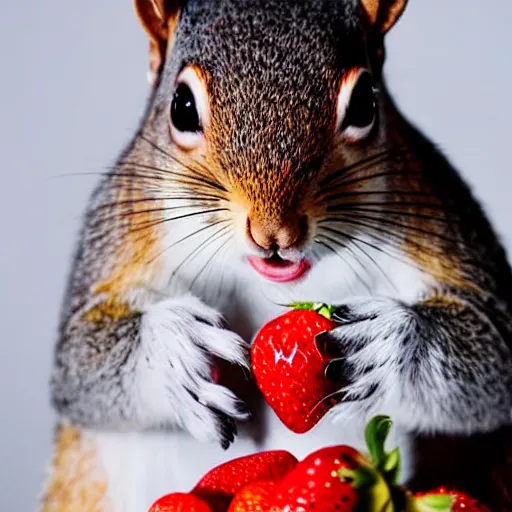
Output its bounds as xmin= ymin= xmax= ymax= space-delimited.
xmin=317 ymin=169 xmax=421 ymax=195
xmin=331 ymin=233 xmax=398 ymax=292
xmin=325 ymin=200 xmax=445 ymax=212
xmin=148 ymin=219 xmax=231 ymax=265
xmin=138 ymin=133 xmax=221 ymax=183
xmin=129 ymin=208 xmax=231 ymax=234
xmin=321 ymin=189 xmax=441 ymax=203
xmin=96 ymin=195 xmax=225 ymax=211
xmin=315 ymin=229 xmax=427 ymax=279
xmin=325 ymin=207 xmax=448 ymax=225
xmin=118 ymin=164 xmax=227 ymax=193
xmin=86 ymin=207 xmax=230 ymax=246
xmin=168 ymin=224 xmax=233 ymax=291
xmin=92 ymin=205 xmax=227 ymax=226
xmin=314 ymin=237 xmax=373 ymax=294
xmin=318 ymin=146 xmax=414 ymax=188
xmin=189 ymin=234 xmax=234 ymax=294
xmin=319 ymin=219 xmax=447 ymax=259
xmin=325 ymin=213 xmax=454 ymax=244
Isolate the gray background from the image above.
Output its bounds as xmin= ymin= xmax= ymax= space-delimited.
xmin=0 ymin=0 xmax=511 ymax=510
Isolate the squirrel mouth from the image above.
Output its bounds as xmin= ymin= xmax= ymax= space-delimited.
xmin=247 ymin=256 xmax=311 ymax=283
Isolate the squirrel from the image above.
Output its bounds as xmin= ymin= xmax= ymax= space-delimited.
xmin=41 ymin=0 xmax=512 ymax=511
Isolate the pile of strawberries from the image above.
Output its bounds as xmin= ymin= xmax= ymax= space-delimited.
xmin=149 ymin=304 xmax=491 ymax=512
xmin=149 ymin=416 xmax=488 ymax=512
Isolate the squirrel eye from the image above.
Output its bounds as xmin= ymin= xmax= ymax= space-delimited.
xmin=169 ymin=67 xmax=209 ymax=150
xmin=171 ymin=83 xmax=201 ymax=133
xmin=337 ymin=69 xmax=377 ymax=142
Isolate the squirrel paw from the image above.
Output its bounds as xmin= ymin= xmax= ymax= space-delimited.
xmin=137 ymin=295 xmax=249 ymax=448
xmin=315 ymin=297 xmax=414 ymax=414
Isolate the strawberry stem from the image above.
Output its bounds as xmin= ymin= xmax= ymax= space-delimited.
xmin=339 ymin=466 xmax=377 ymax=490
xmin=364 ymin=416 xmax=401 ymax=485
xmin=383 ymin=447 xmax=401 ymax=484
xmin=340 ymin=466 xmax=396 ymax=512
xmin=406 ymin=492 xmax=455 ymax=512
xmin=288 ymin=302 xmax=335 ymax=319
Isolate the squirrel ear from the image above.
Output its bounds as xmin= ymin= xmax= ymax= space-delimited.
xmin=134 ymin=0 xmax=181 ymax=86
xmin=360 ymin=0 xmax=408 ymax=34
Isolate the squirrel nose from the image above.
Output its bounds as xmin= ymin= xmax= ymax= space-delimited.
xmin=247 ymin=215 xmax=308 ymax=251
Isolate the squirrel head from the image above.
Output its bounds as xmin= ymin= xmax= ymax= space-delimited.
xmin=133 ymin=0 xmax=409 ymax=281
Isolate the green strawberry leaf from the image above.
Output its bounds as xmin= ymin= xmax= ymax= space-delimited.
xmin=288 ymin=301 xmax=316 ymax=310
xmin=288 ymin=302 xmax=335 ymax=319
xmin=365 ymin=415 xmax=391 ymax=467
xmin=364 ymin=416 xmax=401 ymax=485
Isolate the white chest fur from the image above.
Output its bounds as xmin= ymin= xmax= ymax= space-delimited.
xmin=95 ymin=238 xmax=429 ymax=512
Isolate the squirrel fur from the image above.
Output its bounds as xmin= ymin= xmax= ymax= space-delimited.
xmin=41 ymin=1 xmax=512 ymax=510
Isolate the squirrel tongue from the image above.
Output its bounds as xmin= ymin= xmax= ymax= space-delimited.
xmin=247 ymin=257 xmax=310 ymax=283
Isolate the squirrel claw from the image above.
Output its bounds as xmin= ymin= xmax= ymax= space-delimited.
xmin=216 ymin=412 xmax=237 ymax=450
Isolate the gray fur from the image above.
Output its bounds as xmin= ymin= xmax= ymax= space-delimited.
xmin=319 ymin=293 xmax=512 ymax=433
xmin=50 ymin=0 xmax=512 ymax=504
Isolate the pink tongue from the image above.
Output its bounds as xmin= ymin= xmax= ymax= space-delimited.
xmin=247 ymin=257 xmax=310 ymax=283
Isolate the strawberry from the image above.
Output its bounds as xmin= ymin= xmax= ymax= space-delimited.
xmin=148 ymin=493 xmax=212 ymax=512
xmin=269 ymin=416 xmax=398 ymax=511
xmin=227 ymin=481 xmax=277 ymax=512
xmin=192 ymin=450 xmax=298 ymax=511
xmin=251 ymin=303 xmax=340 ymax=433
xmin=270 ymin=445 xmax=365 ymax=511
xmin=408 ymin=487 xmax=491 ymax=512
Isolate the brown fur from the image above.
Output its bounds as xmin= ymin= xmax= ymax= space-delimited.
xmin=361 ymin=0 xmax=409 ymax=33
xmin=135 ymin=0 xmax=181 ymax=83
xmin=92 ymin=172 xmax=164 ymax=300
xmin=41 ymin=426 xmax=108 ymax=512
xmin=421 ymin=291 xmax=467 ymax=311
xmin=82 ymin=297 xmax=134 ymax=326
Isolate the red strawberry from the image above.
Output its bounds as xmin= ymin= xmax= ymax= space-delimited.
xmin=192 ymin=451 xmax=298 ymax=511
xmin=269 ymin=416 xmax=399 ymax=511
xmin=148 ymin=493 xmax=212 ymax=512
xmin=271 ymin=445 xmax=362 ymax=511
xmin=270 ymin=445 xmax=393 ymax=511
xmin=409 ymin=487 xmax=491 ymax=512
xmin=251 ymin=303 xmax=340 ymax=433
xmin=227 ymin=481 xmax=277 ymax=512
